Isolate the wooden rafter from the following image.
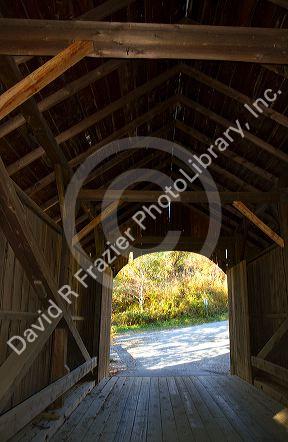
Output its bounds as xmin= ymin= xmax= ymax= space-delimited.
xmin=175 ymin=120 xmax=276 ymax=183
xmin=179 ymin=95 xmax=288 ymax=164
xmin=73 ymin=200 xmax=120 ymax=246
xmin=0 ymin=40 xmax=93 ymax=122
xmin=0 ymin=20 xmax=287 ymax=63
xmin=0 ymin=59 xmax=123 ymax=139
xmin=0 ymin=0 xmax=135 ymax=137
xmin=181 ymin=64 xmax=288 ymax=130
xmin=0 ymin=55 xmax=68 ymax=170
xmin=7 ymin=67 xmax=179 ymax=176
xmin=174 ymin=138 xmax=279 ymax=246
xmin=175 ymin=135 xmax=260 ymax=193
xmin=233 ymin=201 xmax=284 ymax=247
xmin=27 ymin=100 xmax=175 ymax=201
xmin=72 ymin=146 xmax=169 ymax=245
xmin=79 ymin=0 xmax=136 ymax=20
xmin=73 ymin=125 xmax=276 ymax=249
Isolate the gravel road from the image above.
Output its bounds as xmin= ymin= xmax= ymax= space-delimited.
xmin=111 ymin=320 xmax=230 ymax=376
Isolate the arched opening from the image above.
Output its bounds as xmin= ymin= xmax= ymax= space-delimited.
xmin=110 ymin=251 xmax=229 ymax=376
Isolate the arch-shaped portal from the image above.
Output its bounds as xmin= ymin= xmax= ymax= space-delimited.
xmin=111 ymin=251 xmax=229 ymax=377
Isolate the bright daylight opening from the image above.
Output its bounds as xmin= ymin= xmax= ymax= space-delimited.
xmin=110 ymin=251 xmax=230 ymax=376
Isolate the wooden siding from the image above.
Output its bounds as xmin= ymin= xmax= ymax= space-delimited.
xmin=0 ymin=206 xmax=99 ymax=412
xmin=0 ymin=206 xmax=61 ymax=412
xmin=247 ymin=246 xmax=288 ymax=383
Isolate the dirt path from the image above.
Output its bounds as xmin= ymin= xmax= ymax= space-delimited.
xmin=111 ymin=320 xmax=230 ymax=376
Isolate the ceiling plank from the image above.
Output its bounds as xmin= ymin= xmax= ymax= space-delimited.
xmin=0 ymin=20 xmax=287 ymax=63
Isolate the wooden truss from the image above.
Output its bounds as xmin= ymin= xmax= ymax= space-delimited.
xmin=0 ymin=19 xmax=287 ymax=63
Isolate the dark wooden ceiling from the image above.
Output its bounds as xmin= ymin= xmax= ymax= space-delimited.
xmin=0 ymin=0 xmax=287 ymax=256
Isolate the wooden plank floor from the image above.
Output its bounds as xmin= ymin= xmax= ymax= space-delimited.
xmin=52 ymin=375 xmax=288 ymax=441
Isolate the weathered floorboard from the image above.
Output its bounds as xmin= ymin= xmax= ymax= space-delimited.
xmin=48 ymin=375 xmax=288 ymax=442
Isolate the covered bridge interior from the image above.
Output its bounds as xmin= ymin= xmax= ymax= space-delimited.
xmin=0 ymin=0 xmax=288 ymax=440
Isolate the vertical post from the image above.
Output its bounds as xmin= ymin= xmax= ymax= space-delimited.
xmin=227 ymin=261 xmax=252 ymax=383
xmin=50 ymin=165 xmax=70 ymax=407
xmin=92 ymin=225 xmax=113 ymax=382
xmin=50 ymin=328 xmax=69 ymax=407
xmin=279 ymin=176 xmax=288 ymax=283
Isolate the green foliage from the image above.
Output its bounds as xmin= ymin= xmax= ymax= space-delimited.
xmin=113 ymin=252 xmax=228 ymax=330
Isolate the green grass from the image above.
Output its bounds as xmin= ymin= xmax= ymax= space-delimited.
xmin=112 ymin=312 xmax=228 ymax=335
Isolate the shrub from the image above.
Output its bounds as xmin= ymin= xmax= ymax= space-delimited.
xmin=112 ymin=252 xmax=228 ymax=328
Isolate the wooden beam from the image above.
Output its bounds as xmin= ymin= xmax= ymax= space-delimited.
xmin=251 ymin=356 xmax=288 ymax=384
xmin=78 ymin=189 xmax=282 ymax=204
xmin=50 ymin=328 xmax=68 ymax=408
xmin=173 ymin=138 xmax=275 ymax=248
xmin=254 ymin=377 xmax=288 ymax=408
xmin=0 ymin=55 xmax=68 ymax=169
xmin=0 ymin=0 xmax=131 ymax=137
xmin=73 ymin=201 xmax=121 ymax=246
xmin=52 ymin=164 xmax=70 ymax=408
xmin=233 ymin=201 xmax=284 ymax=247
xmin=14 ymin=182 xmax=62 ymax=234
xmin=0 ymin=311 xmax=83 ymax=321
xmin=0 ymin=55 xmax=95 ymax=231
xmin=0 ymin=156 xmax=90 ymax=361
xmin=263 ymin=64 xmax=288 ymax=79
xmin=181 ymin=64 xmax=288 ymax=130
xmin=175 ymin=120 xmax=277 ymax=183
xmin=0 ymin=40 xmax=93 ymax=121
xmin=79 ymin=0 xmax=136 ymax=20
xmin=41 ymin=127 xmax=167 ymax=216
xmin=14 ymin=55 xmax=33 ymax=65
xmin=134 ymin=235 xmax=233 ymax=247
xmin=0 ymin=311 xmax=38 ymax=321
xmin=0 ymin=53 xmax=97 ymax=227
xmin=55 ymin=164 xmax=67 ymax=222
xmin=268 ymin=0 xmax=288 ymax=9
xmin=257 ymin=317 xmax=288 ymax=359
xmin=0 ymin=20 xmax=287 ymax=63
xmin=72 ymin=148 xmax=170 ymax=246
xmin=179 ymin=95 xmax=288 ymax=164
xmin=0 ymin=59 xmax=123 ymax=139
xmin=175 ymin=133 xmax=262 ymax=192
xmin=0 ymin=307 xmax=62 ymax=413
xmin=0 ymin=357 xmax=97 ymax=440
xmin=7 ymin=67 xmax=179 ymax=176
